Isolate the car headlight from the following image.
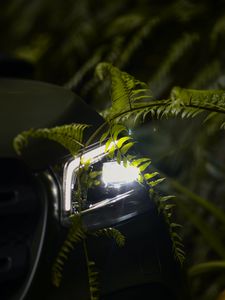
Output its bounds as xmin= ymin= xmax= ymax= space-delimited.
xmin=61 ymin=143 xmax=152 ymax=230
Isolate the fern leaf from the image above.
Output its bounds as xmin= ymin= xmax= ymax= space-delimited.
xmin=149 ymin=33 xmax=199 ymax=94
xmin=105 ymin=137 xmax=113 ymax=152
xmin=120 ymin=142 xmax=134 ymax=155
xmin=52 ymin=214 xmax=86 ymax=287
xmin=107 ymin=143 xmax=117 ymax=159
xmin=13 ymin=123 xmax=89 ymax=156
xmin=138 ymin=161 xmax=151 ymax=172
xmin=99 ymin=130 xmax=110 ymax=144
xmin=150 ymin=190 xmax=185 ymax=264
xmin=106 ymin=14 xmax=144 ymax=37
xmin=130 ymin=157 xmax=151 ymax=167
xmin=144 ymin=172 xmax=159 ymax=180
xmin=95 ymin=62 xmax=152 ymax=121
xmin=210 ymin=13 xmax=225 ymax=45
xmin=111 ymin=124 xmax=128 ymax=140
xmin=93 ymin=227 xmax=125 ymax=247
xmin=117 ymin=17 xmax=160 ymax=68
xmin=149 ymin=177 xmax=165 ymax=187
xmin=87 ymin=260 xmax=99 ymax=300
xmin=160 ymin=195 xmax=176 ymax=202
xmin=65 ymin=48 xmax=103 ymax=89
xmin=117 ymin=136 xmax=132 ymax=148
xmin=170 ymin=87 xmax=225 ymax=116
xmin=188 ymin=60 xmax=221 ymax=89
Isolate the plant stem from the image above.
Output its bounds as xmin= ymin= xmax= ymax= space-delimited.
xmin=85 ymin=121 xmax=108 ymax=146
xmin=170 ymin=179 xmax=225 ymax=227
xmin=176 ymin=201 xmax=225 ymax=259
xmin=83 ymin=239 xmax=95 ymax=300
xmin=189 ymin=261 xmax=225 ymax=277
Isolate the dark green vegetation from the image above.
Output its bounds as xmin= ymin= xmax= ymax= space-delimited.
xmin=2 ymin=1 xmax=225 ymax=299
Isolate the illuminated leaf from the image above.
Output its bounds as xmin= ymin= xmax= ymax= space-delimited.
xmin=117 ymin=136 xmax=132 ymax=148
xmin=120 ymin=142 xmax=134 ymax=154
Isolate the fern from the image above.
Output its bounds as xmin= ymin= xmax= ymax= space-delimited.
xmin=65 ymin=48 xmax=104 ymax=89
xmin=96 ymin=62 xmax=152 ymax=122
xmin=86 ymin=260 xmax=99 ymax=300
xmin=188 ymin=60 xmax=221 ymax=89
xmin=149 ymin=33 xmax=199 ymax=94
xmin=105 ymin=14 xmax=144 ymax=37
xmin=99 ymin=121 xmax=183 ymax=263
xmin=93 ymin=227 xmax=125 ymax=247
xmin=52 ymin=214 xmax=86 ymax=287
xmin=117 ymin=17 xmax=160 ymax=68
xmin=104 ymin=36 xmax=124 ymax=64
xmin=210 ymin=13 xmax=225 ymax=45
xmin=96 ymin=63 xmax=225 ymax=127
xmin=168 ymin=87 xmax=225 ymax=119
xmin=13 ymin=123 xmax=89 ymax=156
xmin=150 ymin=190 xmax=185 ymax=265
xmin=101 ymin=123 xmax=135 ymax=164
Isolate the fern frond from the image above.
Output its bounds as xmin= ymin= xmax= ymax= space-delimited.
xmin=115 ymin=87 xmax=225 ymax=124
xmin=150 ymin=190 xmax=185 ymax=265
xmin=87 ymin=260 xmax=99 ymax=300
xmin=51 ymin=214 xmax=86 ymax=287
xmin=106 ymin=14 xmax=144 ymax=37
xmin=170 ymin=86 xmax=225 ymax=115
xmin=210 ymin=13 xmax=225 ymax=45
xmin=65 ymin=48 xmax=104 ymax=89
xmin=149 ymin=33 xmax=199 ymax=94
xmin=117 ymin=17 xmax=160 ymax=68
xmin=188 ymin=60 xmax=221 ymax=89
xmin=93 ymin=227 xmax=125 ymax=247
xmin=101 ymin=123 xmax=135 ymax=163
xmin=96 ymin=62 xmax=152 ymax=121
xmin=13 ymin=123 xmax=89 ymax=156
xmin=104 ymin=36 xmax=124 ymax=64
xmin=171 ymin=1 xmax=205 ymax=22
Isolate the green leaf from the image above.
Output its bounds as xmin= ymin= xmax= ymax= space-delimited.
xmin=105 ymin=137 xmax=113 ymax=152
xmin=117 ymin=136 xmax=132 ymax=148
xmin=144 ymin=172 xmax=159 ymax=180
xmin=93 ymin=227 xmax=125 ymax=247
xmin=116 ymin=151 xmax=122 ymax=164
xmin=89 ymin=171 xmax=102 ymax=179
xmin=13 ymin=123 xmax=89 ymax=156
xmin=99 ymin=130 xmax=110 ymax=144
xmin=51 ymin=214 xmax=86 ymax=287
xmin=131 ymin=157 xmax=151 ymax=167
xmin=149 ymin=177 xmax=165 ymax=187
xmin=108 ymin=143 xmax=116 ymax=158
xmin=160 ymin=195 xmax=176 ymax=202
xmin=120 ymin=142 xmax=134 ymax=154
xmin=111 ymin=124 xmax=127 ymax=140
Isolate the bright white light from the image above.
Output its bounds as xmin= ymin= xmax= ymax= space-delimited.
xmin=63 ymin=142 xmax=138 ymax=213
xmin=63 ymin=157 xmax=80 ymax=212
xmin=102 ymin=161 xmax=139 ymax=186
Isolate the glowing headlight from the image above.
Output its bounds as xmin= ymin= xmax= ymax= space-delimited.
xmin=61 ymin=143 xmax=151 ymax=229
xmin=102 ymin=161 xmax=139 ymax=186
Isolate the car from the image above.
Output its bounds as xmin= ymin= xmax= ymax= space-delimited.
xmin=0 ymin=76 xmax=188 ymax=300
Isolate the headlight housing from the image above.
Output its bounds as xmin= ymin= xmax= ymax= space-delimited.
xmin=61 ymin=143 xmax=152 ymax=230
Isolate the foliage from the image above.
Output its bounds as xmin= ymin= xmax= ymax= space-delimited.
xmin=13 ymin=123 xmax=89 ymax=155
xmin=52 ymin=214 xmax=86 ymax=287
